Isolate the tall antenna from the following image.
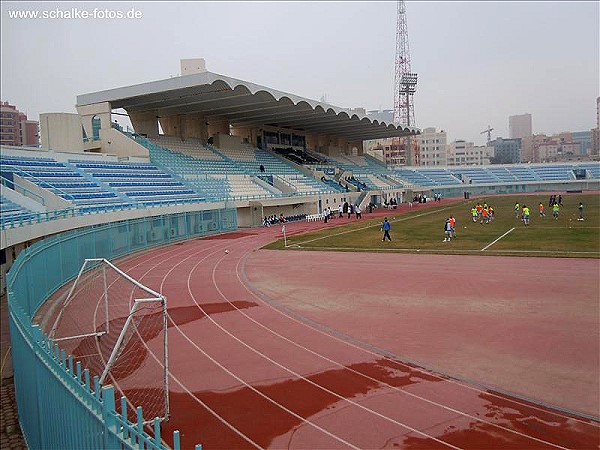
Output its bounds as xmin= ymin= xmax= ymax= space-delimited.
xmin=393 ymin=0 xmax=416 ymax=127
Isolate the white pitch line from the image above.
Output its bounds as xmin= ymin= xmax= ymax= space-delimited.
xmin=481 ymin=228 xmax=515 ymax=251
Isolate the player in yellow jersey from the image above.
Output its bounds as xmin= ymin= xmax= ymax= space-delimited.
xmin=522 ymin=205 xmax=530 ymax=225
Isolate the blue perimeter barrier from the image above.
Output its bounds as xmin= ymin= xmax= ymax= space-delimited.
xmin=6 ymin=208 xmax=237 ymax=449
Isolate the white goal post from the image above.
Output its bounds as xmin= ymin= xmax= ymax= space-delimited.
xmin=48 ymin=258 xmax=169 ymax=422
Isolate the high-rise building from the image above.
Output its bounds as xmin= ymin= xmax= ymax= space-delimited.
xmin=447 ymin=140 xmax=494 ymax=166
xmin=0 ymin=101 xmax=39 ymax=147
xmin=364 ymin=137 xmax=407 ymax=167
xmin=416 ymin=127 xmax=447 ymax=166
xmin=509 ymin=113 xmax=532 ymax=139
xmin=536 ymin=141 xmax=561 ymax=162
xmin=364 ymin=110 xmax=408 ymax=166
xmin=520 ymin=136 xmax=535 ymax=162
xmin=490 ymin=138 xmax=521 ymax=164
xmin=571 ymin=131 xmax=592 ymax=156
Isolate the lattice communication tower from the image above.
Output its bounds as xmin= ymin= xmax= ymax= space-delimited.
xmin=393 ymin=0 xmax=416 ymax=128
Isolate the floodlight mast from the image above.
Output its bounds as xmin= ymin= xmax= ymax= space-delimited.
xmin=400 ymin=73 xmax=418 ymax=128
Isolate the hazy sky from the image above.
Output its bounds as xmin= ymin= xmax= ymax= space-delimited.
xmin=2 ymin=1 xmax=598 ymax=145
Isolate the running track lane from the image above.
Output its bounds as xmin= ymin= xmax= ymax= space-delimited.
xmin=45 ymin=216 xmax=599 ymax=449
xmin=116 ymin=223 xmax=599 ymax=450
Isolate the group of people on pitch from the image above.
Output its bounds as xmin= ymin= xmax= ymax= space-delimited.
xmin=471 ymin=202 xmax=495 ymax=224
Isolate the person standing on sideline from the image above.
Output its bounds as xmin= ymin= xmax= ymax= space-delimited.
xmin=355 ymin=204 xmax=362 ymax=219
xmin=381 ymin=217 xmax=392 ymax=241
xmin=539 ymin=202 xmax=546 ymax=217
xmin=552 ymin=202 xmax=560 ymax=220
xmin=443 ymin=218 xmax=453 ymax=242
xmin=522 ymin=205 xmax=530 ymax=226
xmin=578 ymin=202 xmax=584 ymax=221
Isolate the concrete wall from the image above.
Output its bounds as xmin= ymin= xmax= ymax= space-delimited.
xmin=186 ymin=114 xmax=209 ymax=141
xmin=38 ymin=109 xmax=150 ymax=158
xmin=40 ymin=113 xmax=84 ymax=152
xmin=1 ymin=185 xmax=46 ymax=212
xmin=13 ymin=175 xmax=71 ymax=210
xmin=130 ymin=110 xmax=159 ymax=137
xmin=213 ymin=133 xmax=241 ymax=151
xmin=208 ymin=120 xmax=230 ymax=138
xmin=1 ymin=200 xmax=227 ymax=250
xmin=99 ymin=128 xmax=150 ymax=158
xmin=76 ymin=102 xmax=112 ymax=141
xmin=230 ymin=126 xmax=254 ymax=145
xmin=181 ymin=58 xmax=206 ymax=75
xmin=159 ymin=114 xmax=210 ymax=142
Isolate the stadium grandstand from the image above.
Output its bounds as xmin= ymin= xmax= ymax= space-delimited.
xmin=1 ymin=61 xmax=599 ymax=449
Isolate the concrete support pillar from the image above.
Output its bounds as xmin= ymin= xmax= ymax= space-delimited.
xmin=186 ymin=114 xmax=209 ymax=141
xmin=158 ymin=115 xmax=181 ymax=137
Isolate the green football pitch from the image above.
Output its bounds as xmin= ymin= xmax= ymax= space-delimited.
xmin=266 ymin=192 xmax=600 ymax=258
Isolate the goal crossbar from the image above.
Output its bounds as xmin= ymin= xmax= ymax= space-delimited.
xmin=47 ymin=257 xmax=170 ymax=422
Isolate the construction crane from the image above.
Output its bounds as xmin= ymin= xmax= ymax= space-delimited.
xmin=481 ymin=125 xmax=494 ymax=144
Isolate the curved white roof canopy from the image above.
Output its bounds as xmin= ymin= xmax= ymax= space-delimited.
xmin=77 ymin=71 xmax=419 ymax=141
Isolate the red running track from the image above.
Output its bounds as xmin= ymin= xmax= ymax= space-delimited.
xmin=44 ymin=210 xmax=599 ymax=450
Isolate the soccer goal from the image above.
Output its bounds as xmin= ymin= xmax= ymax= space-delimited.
xmin=48 ymin=258 xmax=169 ymax=423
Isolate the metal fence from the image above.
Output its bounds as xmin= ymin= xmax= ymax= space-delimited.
xmin=7 ymin=208 xmax=237 ymax=449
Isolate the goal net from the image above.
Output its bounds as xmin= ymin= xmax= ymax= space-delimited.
xmin=48 ymin=258 xmax=169 ymax=422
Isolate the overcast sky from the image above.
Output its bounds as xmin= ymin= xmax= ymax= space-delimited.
xmin=2 ymin=1 xmax=598 ymax=145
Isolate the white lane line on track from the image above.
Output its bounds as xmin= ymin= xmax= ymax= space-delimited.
xmin=175 ymin=246 xmax=361 ymax=450
xmin=213 ymin=240 xmax=576 ymax=449
xmin=142 ymin=241 xmax=360 ymax=449
xmin=115 ymin=229 xmax=599 ymax=437
xmin=90 ymin=229 xmax=595 ymax=450
xmin=481 ymin=228 xmax=515 ymax=251
xmin=139 ymin=236 xmax=461 ymax=448
xmin=237 ymin=226 xmax=600 ymax=428
xmin=93 ymin=243 xmax=265 ymax=450
xmin=199 ymin=251 xmax=463 ymax=450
